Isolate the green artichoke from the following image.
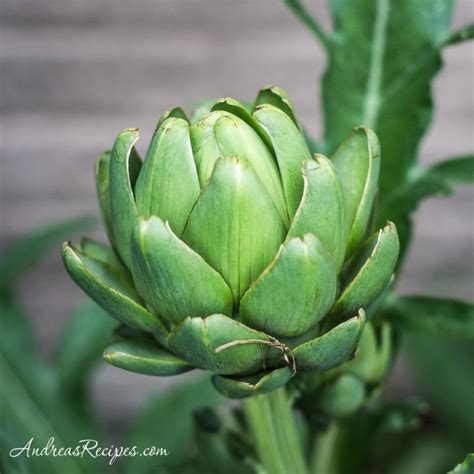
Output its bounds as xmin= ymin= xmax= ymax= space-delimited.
xmin=299 ymin=321 xmax=394 ymax=419
xmin=63 ymin=86 xmax=399 ymax=398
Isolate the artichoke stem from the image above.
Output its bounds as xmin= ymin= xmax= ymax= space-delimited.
xmin=243 ymin=388 xmax=308 ymax=474
xmin=310 ymin=422 xmax=341 ymax=474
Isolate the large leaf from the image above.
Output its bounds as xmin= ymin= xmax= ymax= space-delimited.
xmin=0 ymin=223 xmax=108 ymax=474
xmin=377 ymin=155 xmax=474 ymax=230
xmin=123 ymin=375 xmax=222 ymax=474
xmin=383 ymin=296 xmax=474 ymax=339
xmin=0 ymin=216 xmax=94 ymax=290
xmin=404 ymin=334 xmax=474 ymax=445
xmin=54 ymin=301 xmax=118 ymax=398
xmin=321 ymin=0 xmax=454 ymax=198
xmin=0 ymin=339 xmax=103 ymax=474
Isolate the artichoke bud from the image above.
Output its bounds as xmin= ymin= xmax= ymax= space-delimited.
xmin=191 ymin=111 xmax=288 ymax=224
xmin=182 ymin=156 xmax=286 ymax=302
xmin=63 ymin=85 xmax=400 ymax=398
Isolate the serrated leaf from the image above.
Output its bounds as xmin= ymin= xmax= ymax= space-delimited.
xmin=322 ymin=0 xmax=454 ymax=199
xmin=428 ymin=154 xmax=474 ymax=184
xmin=384 ymin=296 xmax=474 ymax=339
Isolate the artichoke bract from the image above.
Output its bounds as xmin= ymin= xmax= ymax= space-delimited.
xmin=63 ymin=86 xmax=399 ymax=398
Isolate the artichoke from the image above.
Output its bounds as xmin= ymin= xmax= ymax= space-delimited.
xmin=299 ymin=321 xmax=394 ymax=419
xmin=63 ymin=86 xmax=399 ymax=398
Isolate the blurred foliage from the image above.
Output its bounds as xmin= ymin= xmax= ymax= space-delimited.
xmin=0 ymin=217 xmax=109 ymax=474
xmin=0 ymin=219 xmax=239 ymax=473
xmin=448 ymin=453 xmax=474 ymax=474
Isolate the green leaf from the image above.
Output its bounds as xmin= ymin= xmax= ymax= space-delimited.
xmin=109 ymin=128 xmax=142 ymax=269
xmin=135 ymin=118 xmax=200 ymax=236
xmin=123 ymin=375 xmax=222 ymax=474
xmin=254 ymin=104 xmax=312 ymax=217
xmin=62 ymin=242 xmax=167 ymax=337
xmin=192 ymin=408 xmax=252 ymax=474
xmin=428 ymin=154 xmax=474 ymax=184
xmin=384 ymin=296 xmax=474 ymax=339
xmin=322 ymin=0 xmax=454 ymax=199
xmin=103 ymin=333 xmax=193 ymax=376
xmin=288 ymin=156 xmax=345 ymax=270
xmin=240 ymin=234 xmax=337 ymax=338
xmin=332 ymin=127 xmax=380 ymax=257
xmin=404 ymin=335 xmax=474 ymax=444
xmin=284 ymin=0 xmax=331 ymax=52
xmin=292 ymin=310 xmax=365 ymax=371
xmin=212 ymin=367 xmax=294 ymax=399
xmin=168 ymin=314 xmax=271 ymax=375
xmin=183 ymin=156 xmax=286 ymax=302
xmin=448 ymin=453 xmax=474 ymax=474
xmin=444 ymin=23 xmax=474 ymax=47
xmin=378 ymin=155 xmax=473 ymax=229
xmin=0 ymin=339 xmax=103 ymax=474
xmin=0 ymin=216 xmax=94 ymax=290
xmin=0 ymin=431 xmax=31 ymax=474
xmin=131 ymin=217 xmax=233 ymax=325
xmin=375 ymin=170 xmax=451 ymax=248
xmin=54 ymin=301 xmax=117 ymax=395
xmin=254 ymin=85 xmax=301 ymax=128
xmin=332 ymin=222 xmax=399 ymax=319
xmin=0 ymin=298 xmax=36 ymax=367
xmin=385 ymin=433 xmax=463 ymax=474
xmin=94 ymin=151 xmax=115 ymax=246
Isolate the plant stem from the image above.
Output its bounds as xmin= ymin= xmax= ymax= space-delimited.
xmin=243 ymin=388 xmax=308 ymax=474
xmin=310 ymin=422 xmax=340 ymax=474
xmin=284 ymin=0 xmax=331 ymax=52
